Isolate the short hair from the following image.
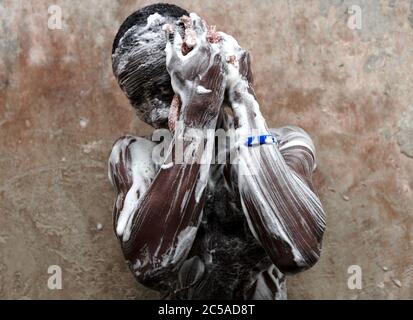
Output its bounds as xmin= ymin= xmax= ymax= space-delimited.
xmin=112 ymin=3 xmax=188 ymax=128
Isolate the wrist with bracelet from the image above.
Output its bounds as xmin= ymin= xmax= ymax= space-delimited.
xmin=245 ymin=133 xmax=278 ymax=147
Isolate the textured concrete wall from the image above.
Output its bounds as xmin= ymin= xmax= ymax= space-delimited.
xmin=0 ymin=0 xmax=412 ymax=299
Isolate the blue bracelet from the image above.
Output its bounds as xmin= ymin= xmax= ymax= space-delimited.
xmin=246 ymin=134 xmax=278 ymax=147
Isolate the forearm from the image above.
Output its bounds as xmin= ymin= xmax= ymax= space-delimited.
xmin=232 ymin=85 xmax=326 ymax=273
xmin=124 ymin=162 xmax=203 ymax=271
xmin=120 ymin=106 xmax=218 ymax=288
xmin=238 ymin=144 xmax=325 ymax=272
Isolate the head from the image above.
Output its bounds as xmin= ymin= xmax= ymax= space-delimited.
xmin=112 ymin=3 xmax=189 ymax=128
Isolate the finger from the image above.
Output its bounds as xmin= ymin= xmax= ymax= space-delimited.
xmin=165 ymin=39 xmax=176 ymax=71
xmin=189 ymin=13 xmax=207 ymax=39
xmin=165 ymin=30 xmax=183 ymax=71
xmin=244 ymin=52 xmax=254 ymax=83
xmin=162 ymin=23 xmax=175 ymax=42
xmin=238 ymin=51 xmax=249 ymax=77
xmin=168 ymin=94 xmax=181 ymax=134
xmin=173 ymin=30 xmax=184 ymax=55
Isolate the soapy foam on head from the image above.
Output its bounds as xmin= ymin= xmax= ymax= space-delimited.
xmin=112 ymin=4 xmax=190 ymax=128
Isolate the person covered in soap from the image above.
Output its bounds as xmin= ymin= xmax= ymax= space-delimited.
xmin=109 ymin=3 xmax=326 ymax=300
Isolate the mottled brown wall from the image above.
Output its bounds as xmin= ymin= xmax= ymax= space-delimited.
xmin=0 ymin=0 xmax=412 ymax=299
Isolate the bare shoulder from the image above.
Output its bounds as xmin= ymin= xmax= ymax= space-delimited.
xmin=108 ymin=135 xmax=162 ymax=241
xmin=270 ymin=126 xmax=316 ymax=156
xmin=108 ymin=135 xmax=159 ymax=188
xmin=270 ymin=126 xmax=316 ymax=162
xmin=270 ymin=126 xmax=318 ymax=172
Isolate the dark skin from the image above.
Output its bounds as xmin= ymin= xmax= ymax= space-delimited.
xmin=112 ymin=15 xmax=226 ymax=290
xmin=110 ymin=14 xmax=325 ymax=295
xmin=228 ymin=49 xmax=325 ymax=274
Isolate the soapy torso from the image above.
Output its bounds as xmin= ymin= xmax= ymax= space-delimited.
xmin=117 ymin=132 xmax=283 ymax=300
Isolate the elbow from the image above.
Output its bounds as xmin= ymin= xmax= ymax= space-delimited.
xmin=139 ymin=265 xmax=175 ymax=292
xmin=278 ymin=217 xmax=326 ymax=274
xmin=121 ymin=223 xmax=198 ymax=292
xmin=126 ymin=255 xmax=177 ymax=293
xmin=295 ymin=242 xmax=323 ymax=273
xmin=269 ymin=237 xmax=323 ymax=275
